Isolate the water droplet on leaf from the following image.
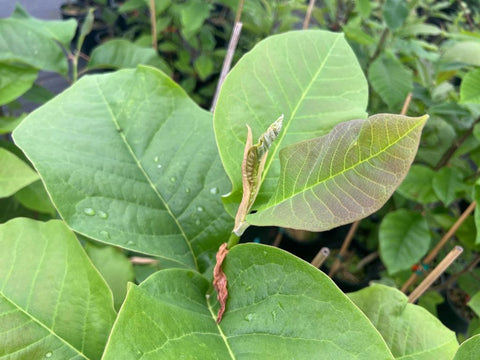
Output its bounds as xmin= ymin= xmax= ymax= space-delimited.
xmin=157 ymin=164 xmax=162 ymax=169
xmin=244 ymin=313 xmax=254 ymax=322
xmin=185 ymin=187 xmax=190 ymax=193
xmin=154 ymin=156 xmax=159 ymax=163
xmin=84 ymin=208 xmax=95 ymax=216
xmin=45 ymin=352 xmax=53 ymax=358
xmin=98 ymin=210 xmax=108 ymax=219
xmin=195 ymin=219 xmax=201 ymax=226
xmin=100 ymin=230 xmax=110 ymax=239
xmin=127 ymin=240 xmax=135 ymax=246
xmin=170 ymin=176 xmax=177 ymax=183
xmin=210 ymin=187 xmax=219 ymax=194
xmin=196 ymin=206 xmax=204 ymax=212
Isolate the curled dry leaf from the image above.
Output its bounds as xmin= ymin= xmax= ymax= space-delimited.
xmin=213 ymin=242 xmax=229 ymax=323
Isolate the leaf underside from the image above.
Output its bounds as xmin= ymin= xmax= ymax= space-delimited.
xmin=247 ymin=114 xmax=428 ymax=231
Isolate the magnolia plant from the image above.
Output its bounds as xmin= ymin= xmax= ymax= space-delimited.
xmin=2 ymin=29 xmax=467 ymax=359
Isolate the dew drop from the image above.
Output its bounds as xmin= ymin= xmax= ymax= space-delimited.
xmin=244 ymin=313 xmax=254 ymax=322
xmin=195 ymin=219 xmax=201 ymax=226
xmin=83 ymin=208 xmax=96 ymax=216
xmin=157 ymin=164 xmax=162 ymax=169
xmin=154 ymin=156 xmax=159 ymax=163
xmin=210 ymin=187 xmax=219 ymax=195
xmin=45 ymin=352 xmax=53 ymax=358
xmin=100 ymin=230 xmax=110 ymax=239
xmin=98 ymin=210 xmax=108 ymax=219
xmin=196 ymin=206 xmax=204 ymax=212
xmin=278 ymin=302 xmax=285 ymax=311
xmin=185 ymin=187 xmax=191 ymax=193
xmin=170 ymin=176 xmax=177 ymax=183
xmin=127 ymin=240 xmax=135 ymax=246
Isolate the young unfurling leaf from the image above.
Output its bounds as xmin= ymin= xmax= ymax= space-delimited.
xmin=233 ymin=115 xmax=283 ymax=236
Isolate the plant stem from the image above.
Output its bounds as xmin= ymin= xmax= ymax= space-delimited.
xmin=368 ymin=28 xmax=389 ymax=66
xmin=401 ymin=201 xmax=476 ymax=293
xmin=434 ymin=117 xmax=480 ymax=171
xmin=408 ymin=246 xmax=463 ymax=303
xmin=311 ymin=247 xmax=330 ymax=268
xmin=227 ymin=232 xmax=240 ymax=249
xmin=303 ymin=0 xmax=316 ymax=29
xmin=355 ymin=251 xmax=379 ymax=272
xmin=149 ymin=0 xmax=157 ymax=50
xmin=328 ymin=220 xmax=359 ymax=277
xmin=400 ymin=93 xmax=412 ymax=116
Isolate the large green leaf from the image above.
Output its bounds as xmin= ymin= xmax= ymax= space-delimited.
xmin=442 ymin=41 xmax=480 ymax=67
xmin=0 ymin=7 xmax=76 ymax=75
xmin=0 ymin=147 xmax=39 ymax=198
xmin=460 ymin=69 xmax=480 ymax=104
xmin=14 ymin=180 xmax=56 ymax=215
xmin=214 ymin=30 xmax=368 ymax=215
xmin=383 ymin=0 xmax=408 ymax=30
xmin=88 ymin=39 xmax=171 ymax=75
xmin=13 ymin=66 xmax=233 ymax=271
xmin=246 ymin=114 xmax=428 ymax=231
xmin=397 ymin=164 xmax=437 ymax=204
xmin=0 ymin=218 xmax=116 ymax=359
xmin=454 ymin=335 xmax=480 ymax=360
xmin=349 ymin=284 xmax=458 ymax=359
xmin=368 ymin=53 xmax=413 ymax=110
xmin=0 ymin=63 xmax=38 ymax=106
xmin=103 ymin=243 xmax=394 ymax=359
xmin=379 ymin=209 xmax=431 ymax=275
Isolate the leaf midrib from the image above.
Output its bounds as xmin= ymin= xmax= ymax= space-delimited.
xmin=259 ymin=117 xmax=426 ymax=212
xmin=259 ymin=34 xmax=342 ymax=189
xmin=95 ymin=78 xmax=198 ymax=271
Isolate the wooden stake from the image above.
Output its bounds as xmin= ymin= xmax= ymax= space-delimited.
xmin=303 ymin=0 xmax=316 ymax=29
xmin=328 ymin=220 xmax=359 ymax=277
xmin=311 ymin=247 xmax=330 ymax=268
xmin=401 ymin=201 xmax=476 ymax=293
xmin=408 ymin=246 xmax=463 ymax=303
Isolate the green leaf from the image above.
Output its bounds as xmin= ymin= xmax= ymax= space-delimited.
xmin=468 ymin=291 xmax=480 ymax=317
xmin=194 ymin=54 xmax=214 ymax=80
xmin=383 ymin=0 xmax=409 ymax=30
xmin=397 ymin=23 xmax=442 ymax=37
xmin=368 ymin=53 xmax=413 ymax=110
xmin=88 ymin=39 xmax=171 ymax=75
xmin=356 ymin=0 xmax=372 ymax=18
xmin=0 ymin=63 xmax=38 ymax=105
xmin=0 ymin=147 xmax=39 ymax=198
xmin=103 ymin=243 xmax=394 ymax=359
xmin=0 ymin=218 xmax=116 ymax=359
xmin=85 ymin=243 xmax=135 ymax=310
xmin=379 ymin=209 xmax=431 ymax=275
xmin=214 ymin=30 xmax=368 ymax=216
xmin=0 ymin=114 xmax=26 ymax=134
xmin=246 ymin=114 xmax=428 ymax=231
xmin=397 ymin=164 xmax=438 ymax=204
xmin=460 ymin=69 xmax=480 ymax=104
xmin=14 ymin=180 xmax=56 ymax=215
xmin=453 ymin=334 xmax=480 ymax=360
xmin=13 ymin=66 xmax=233 ymax=271
xmin=433 ymin=167 xmax=464 ymax=206
xmin=417 ymin=291 xmax=444 ymax=317
xmin=442 ymin=41 xmax=480 ymax=67
xmin=349 ymin=284 xmax=459 ymax=359
xmin=0 ymin=11 xmax=76 ymax=75
xmin=180 ymin=0 xmax=212 ymax=39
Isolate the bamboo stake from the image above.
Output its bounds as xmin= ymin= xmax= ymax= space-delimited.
xmin=328 ymin=220 xmax=359 ymax=277
xmin=311 ymin=247 xmax=330 ymax=268
xmin=210 ymin=0 xmax=244 ymax=112
xmin=401 ymin=201 xmax=476 ymax=293
xmin=303 ymin=0 xmax=316 ymax=29
xmin=408 ymin=246 xmax=463 ymax=303
xmin=149 ymin=0 xmax=157 ymax=50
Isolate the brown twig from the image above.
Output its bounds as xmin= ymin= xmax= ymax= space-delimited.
xmin=311 ymin=247 xmax=330 ymax=268
xmin=303 ymin=0 xmax=316 ymax=29
xmin=434 ymin=117 xmax=480 ymax=171
xmin=368 ymin=28 xmax=389 ymax=66
xmin=149 ymin=0 xmax=157 ymax=50
xmin=401 ymin=93 xmax=412 ymax=116
xmin=272 ymin=230 xmax=283 ymax=247
xmin=408 ymin=246 xmax=463 ymax=303
xmin=355 ymin=251 xmax=379 ymax=272
xmin=401 ymin=201 xmax=476 ymax=293
xmin=129 ymin=256 xmax=159 ymax=265
xmin=328 ymin=221 xmax=360 ymax=277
